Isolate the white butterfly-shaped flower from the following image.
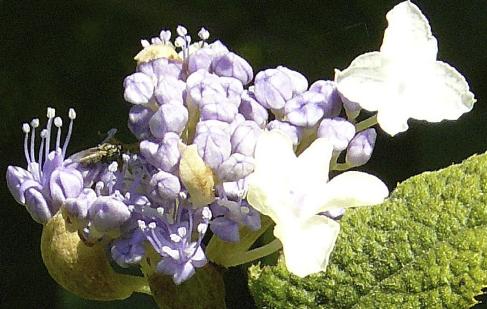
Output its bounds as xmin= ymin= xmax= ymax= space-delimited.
xmin=247 ymin=130 xmax=388 ymax=277
xmin=335 ymin=1 xmax=476 ymax=136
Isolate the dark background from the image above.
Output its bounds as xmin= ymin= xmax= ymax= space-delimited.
xmin=1 ymin=1 xmax=486 ymax=308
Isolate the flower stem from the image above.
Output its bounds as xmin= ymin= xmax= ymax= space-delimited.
xmin=215 ymin=238 xmax=283 ymax=267
xmin=332 ymin=162 xmax=353 ymax=171
xmin=354 ymin=114 xmax=378 ymax=132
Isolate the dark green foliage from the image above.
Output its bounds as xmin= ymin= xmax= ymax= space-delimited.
xmin=249 ymin=152 xmax=487 ymax=308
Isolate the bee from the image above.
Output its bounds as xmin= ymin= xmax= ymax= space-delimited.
xmin=71 ymin=143 xmax=123 ymax=166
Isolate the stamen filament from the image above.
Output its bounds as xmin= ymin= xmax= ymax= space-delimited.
xmin=45 ymin=108 xmax=55 ymax=161
xmin=22 ymin=123 xmax=31 ymax=164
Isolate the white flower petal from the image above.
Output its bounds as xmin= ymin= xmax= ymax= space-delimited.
xmin=274 ymin=216 xmax=340 ymax=278
xmin=297 ymin=138 xmax=334 ymax=185
xmin=247 ymin=130 xmax=297 ymax=221
xmin=312 ymin=171 xmax=388 ymax=215
xmin=380 ymin=1 xmax=438 ymax=62
xmin=335 ymin=52 xmax=386 ymax=112
xmin=407 ymin=61 xmax=476 ymax=122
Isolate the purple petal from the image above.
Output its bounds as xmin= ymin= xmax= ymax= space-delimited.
xmin=317 ymin=117 xmax=356 ymax=151
xmin=128 ymin=104 xmax=155 ymax=140
xmin=24 ymin=187 xmax=52 ymax=224
xmin=150 ymin=170 xmax=181 ymax=201
xmin=140 ymin=133 xmax=181 ymax=172
xmin=149 ymin=103 xmax=188 ymax=138
xmin=309 ymin=80 xmax=343 ymax=117
xmin=49 ymin=167 xmax=83 ymax=208
xmin=239 ymin=90 xmax=268 ymax=128
xmin=231 ymin=121 xmax=262 ymax=156
xmin=6 ymin=165 xmax=35 ymax=204
xmin=210 ymin=217 xmax=240 ymax=242
xmin=346 ymin=128 xmax=377 ymax=167
xmin=254 ymin=68 xmax=293 ymax=109
xmin=212 ymin=52 xmax=253 ymax=85
xmin=88 ymin=196 xmax=131 ymax=232
xmin=123 ymin=72 xmax=154 ymax=104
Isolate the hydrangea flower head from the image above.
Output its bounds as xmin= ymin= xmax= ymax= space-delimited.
xmin=247 ymin=130 xmax=388 ymax=277
xmin=335 ymin=1 xmax=476 ymax=136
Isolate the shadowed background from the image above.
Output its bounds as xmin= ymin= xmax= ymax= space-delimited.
xmin=1 ymin=0 xmax=486 ymax=308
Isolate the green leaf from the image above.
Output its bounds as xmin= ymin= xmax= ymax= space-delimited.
xmin=248 ymin=152 xmax=487 ymax=308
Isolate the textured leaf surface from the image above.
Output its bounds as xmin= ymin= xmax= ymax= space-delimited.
xmin=249 ymin=152 xmax=487 ymax=308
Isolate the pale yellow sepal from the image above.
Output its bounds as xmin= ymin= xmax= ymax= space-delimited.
xmin=178 ymin=144 xmax=216 ymax=207
xmin=134 ymin=43 xmax=181 ymax=64
xmin=41 ymin=210 xmax=150 ymax=300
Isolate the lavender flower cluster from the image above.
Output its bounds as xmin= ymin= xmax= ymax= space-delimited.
xmin=6 ymin=26 xmax=376 ymax=285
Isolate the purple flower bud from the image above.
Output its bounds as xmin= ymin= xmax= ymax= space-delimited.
xmin=277 ymin=66 xmax=308 ymax=95
xmin=217 ymin=153 xmax=254 ymax=182
xmin=309 ymin=80 xmax=343 ymax=117
xmin=123 ymin=72 xmax=154 ymax=104
xmin=88 ymin=196 xmax=131 ymax=233
xmin=6 ymin=166 xmax=36 ymax=204
xmin=186 ymin=70 xmax=225 ymax=106
xmin=154 ymin=77 xmax=186 ymax=105
xmin=128 ymin=104 xmax=155 ymax=140
xmin=193 ymin=126 xmax=231 ymax=169
xmin=212 ymin=52 xmax=253 ymax=85
xmin=284 ymin=91 xmax=328 ymax=127
xmin=24 ymin=187 xmax=51 ymax=224
xmin=342 ymin=96 xmax=361 ymax=120
xmin=195 ymin=120 xmax=231 ymax=136
xmin=156 ymin=244 xmax=207 ymax=285
xmin=266 ymin=120 xmax=302 ymax=146
xmin=219 ymin=77 xmax=244 ymax=107
xmin=346 ymin=128 xmax=377 ymax=167
xmin=207 ymin=40 xmax=229 ymax=57
xmin=49 ymin=167 xmax=84 ymax=208
xmin=317 ymin=117 xmax=356 ymax=151
xmin=239 ymin=90 xmax=268 ymax=128
xmin=240 ymin=201 xmax=261 ymax=231
xmin=199 ymin=94 xmax=238 ymax=123
xmin=254 ymin=68 xmax=293 ymax=109
xmin=149 ymin=103 xmax=188 ymax=138
xmin=150 ymin=170 xmax=181 ymax=201
xmin=140 ymin=132 xmax=181 ymax=172
xmin=187 ymin=48 xmax=213 ymax=74
xmin=137 ymin=57 xmax=182 ymax=80
xmin=231 ymin=121 xmax=262 ymax=156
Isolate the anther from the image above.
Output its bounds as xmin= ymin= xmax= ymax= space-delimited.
xmin=141 ymin=39 xmax=150 ymax=48
xmin=198 ymin=27 xmax=209 ymax=41
xmin=176 ymin=25 xmax=187 ymax=36
xmin=68 ymin=108 xmax=76 ymax=120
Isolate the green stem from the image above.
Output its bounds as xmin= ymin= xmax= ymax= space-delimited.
xmin=214 ymin=238 xmax=283 ymax=267
xmin=332 ymin=162 xmax=353 ymax=171
xmin=354 ymin=114 xmax=377 ymax=133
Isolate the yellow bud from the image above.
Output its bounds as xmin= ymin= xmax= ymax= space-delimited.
xmin=41 ymin=211 xmax=150 ymax=301
xmin=134 ymin=44 xmax=181 ymax=64
xmin=179 ymin=144 xmax=216 ymax=207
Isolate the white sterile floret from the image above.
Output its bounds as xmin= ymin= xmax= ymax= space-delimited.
xmin=335 ymin=1 xmax=476 ymax=136
xmin=247 ymin=130 xmax=388 ymax=277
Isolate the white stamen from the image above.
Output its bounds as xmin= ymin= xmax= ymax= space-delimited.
xmin=40 ymin=129 xmax=48 ymax=138
xmin=54 ymin=117 xmax=62 ymax=150
xmin=148 ymin=222 xmax=157 ymax=229
xmin=177 ymin=226 xmax=187 ymax=238
xmin=170 ymin=233 xmax=182 ymax=243
xmin=127 ymin=205 xmax=135 ymax=212
xmin=179 ymin=191 xmax=187 ymax=200
xmin=31 ymin=118 xmax=40 ymax=128
xmin=202 ymin=207 xmax=212 ymax=220
xmin=138 ymin=220 xmax=147 ymax=229
xmin=30 ymin=120 xmax=38 ymax=163
xmin=175 ymin=36 xmax=185 ymax=48
xmin=197 ymin=223 xmax=208 ymax=234
xmin=176 ymin=25 xmax=187 ymax=36
xmin=198 ymin=27 xmax=209 ymax=40
xmin=141 ymin=39 xmax=150 ymax=48
xmin=22 ymin=123 xmax=30 ymax=133
xmin=160 ymin=30 xmax=171 ymax=43
xmin=95 ymin=181 xmax=104 ymax=195
xmin=156 ymin=207 xmax=165 ymax=216
xmin=22 ymin=123 xmax=31 ymax=164
xmin=108 ymin=161 xmax=118 ymax=172
xmin=63 ymin=108 xmax=75 ymax=156
xmin=162 ymin=246 xmax=180 ymax=260
xmin=45 ymin=108 xmax=55 ymax=161
xmin=241 ymin=206 xmax=250 ymax=215
xmin=68 ymin=108 xmax=76 ymax=120
xmin=151 ymin=37 xmax=162 ymax=45
xmin=185 ymin=35 xmax=191 ymax=45
xmin=54 ymin=117 xmax=62 ymax=127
